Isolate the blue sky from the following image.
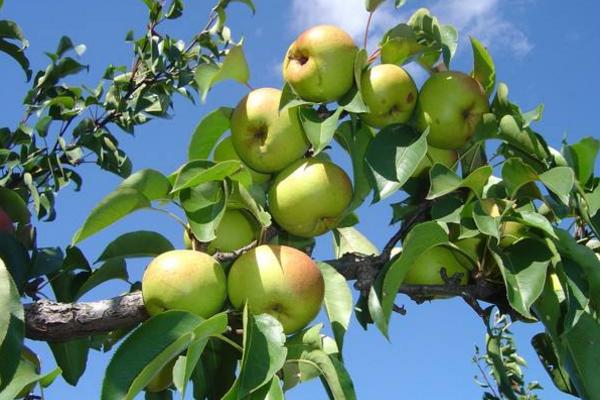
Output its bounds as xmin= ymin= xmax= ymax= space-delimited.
xmin=1 ymin=0 xmax=599 ymax=398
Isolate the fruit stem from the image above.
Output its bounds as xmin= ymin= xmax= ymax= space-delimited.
xmin=364 ymin=11 xmax=374 ymax=50
xmin=215 ymin=334 xmax=243 ymax=353
xmin=149 ymin=207 xmax=188 ymax=229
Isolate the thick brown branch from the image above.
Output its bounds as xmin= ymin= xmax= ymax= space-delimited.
xmin=25 ymin=291 xmax=147 ymax=342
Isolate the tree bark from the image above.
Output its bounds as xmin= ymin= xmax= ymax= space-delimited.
xmin=24 ymin=252 xmax=505 ymax=342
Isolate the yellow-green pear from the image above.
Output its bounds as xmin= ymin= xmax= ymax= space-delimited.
xmin=360 ymin=64 xmax=418 ymax=128
xmin=404 ymin=245 xmax=470 ymax=286
xmin=227 ymin=244 xmax=325 ymax=334
xmin=231 ymin=88 xmax=308 ymax=173
xmin=416 ymin=71 xmax=489 ymax=149
xmin=268 ymin=158 xmax=352 ymax=237
xmin=207 ymin=209 xmax=258 ymax=253
xmin=142 ymin=250 xmax=226 ymax=318
xmin=283 ymin=25 xmax=357 ymax=103
xmin=411 ymin=146 xmax=458 ymax=177
xmin=213 ymin=136 xmax=270 ymax=185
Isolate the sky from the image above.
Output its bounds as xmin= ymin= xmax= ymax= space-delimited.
xmin=1 ymin=0 xmax=599 ymax=398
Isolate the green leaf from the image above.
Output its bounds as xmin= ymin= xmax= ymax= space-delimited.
xmin=235 ymin=310 xmax=287 ymax=398
xmin=501 ymin=158 xmax=539 ymax=199
xmin=365 ymin=125 xmax=427 ymax=201
xmin=74 ymin=258 xmax=128 ymax=300
xmin=0 ymin=355 xmax=55 ymax=400
xmin=318 ymin=263 xmax=353 ymax=352
xmin=365 ymin=0 xmax=386 ymax=12
xmin=72 ymin=188 xmax=151 ymax=244
xmin=0 ymin=187 xmax=30 ymax=224
xmin=118 ymin=169 xmax=171 ymax=202
xmin=101 ymin=311 xmax=203 ymax=400
xmin=485 ymin=329 xmax=518 ymax=400
xmin=379 ymin=24 xmax=421 ymax=66
xmin=470 ymin=36 xmax=495 ymax=97
xmin=49 ymin=338 xmax=89 ymax=386
xmin=180 ymin=181 xmax=227 ymax=242
xmin=560 ymin=312 xmax=600 ymax=398
xmin=539 ymin=167 xmax=574 ymax=205
xmin=193 ymin=338 xmax=239 ymax=399
xmin=335 ymin=121 xmax=373 ymax=212
xmin=509 ymin=210 xmax=557 ymax=240
xmin=497 ymin=115 xmax=548 ymax=162
xmin=187 ymin=107 xmax=233 ymax=161
xmin=0 ymin=233 xmax=30 ymax=292
xmin=531 ymin=333 xmax=576 ymax=395
xmin=96 ymin=231 xmax=174 ymax=262
xmin=490 ymin=238 xmax=551 ymax=318
xmin=172 ymin=160 xmax=246 ymax=193
xmin=292 ymin=350 xmax=356 ymax=400
xmin=173 ymin=313 xmax=228 ymax=398
xmin=299 ymin=107 xmax=343 ymax=156
xmin=332 ymin=227 xmax=378 ymax=258
xmin=0 ymin=38 xmax=31 ymax=80
xmin=427 ymin=165 xmax=492 ymax=200
xmin=563 ymin=136 xmax=599 ymax=184
xmin=472 ymin=200 xmax=499 ymax=239
xmin=195 ymin=44 xmax=250 ymax=102
xmin=0 ymin=259 xmax=24 ymax=390
xmin=381 ymin=222 xmax=448 ymax=335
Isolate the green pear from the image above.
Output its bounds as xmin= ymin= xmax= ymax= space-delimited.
xmin=416 ymin=71 xmax=489 ymax=149
xmin=360 ymin=64 xmax=418 ymax=128
xmin=268 ymin=158 xmax=352 ymax=237
xmin=283 ymin=25 xmax=357 ymax=103
xmin=142 ymin=250 xmax=227 ymax=318
xmin=411 ymin=145 xmax=458 ymax=177
xmin=207 ymin=209 xmax=258 ymax=253
xmin=404 ymin=245 xmax=470 ymax=286
xmin=227 ymin=244 xmax=324 ymax=334
xmin=213 ymin=136 xmax=271 ymax=185
xmin=231 ymin=87 xmax=308 ymax=173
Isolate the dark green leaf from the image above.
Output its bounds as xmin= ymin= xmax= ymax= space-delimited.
xmin=49 ymin=338 xmax=89 ymax=386
xmin=531 ymin=332 xmax=576 ymax=395
xmin=564 ymin=137 xmax=598 ymax=184
xmin=75 ymin=258 xmax=128 ymax=300
xmin=97 ymin=231 xmax=174 ymax=262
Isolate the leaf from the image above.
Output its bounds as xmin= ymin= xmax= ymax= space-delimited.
xmin=365 ymin=0 xmax=386 ymax=12
xmin=332 ymin=227 xmax=378 ymax=258
xmin=195 ymin=44 xmax=250 ymax=102
xmin=96 ymin=231 xmax=174 ymax=262
xmin=501 ymin=158 xmax=539 ymax=199
xmin=490 ymin=238 xmax=551 ymax=319
xmin=172 ymin=160 xmax=246 ymax=193
xmin=173 ymin=313 xmax=229 ymax=398
xmin=101 ymin=311 xmax=203 ymax=400
xmin=291 ymin=350 xmax=356 ymax=400
xmin=0 ymin=186 xmax=30 ymax=224
xmin=0 ymin=233 xmax=30 ymax=292
xmin=472 ymin=200 xmax=499 ymax=239
xmin=0 ymin=259 xmax=24 ymax=390
xmin=538 ymin=167 xmax=574 ymax=205
xmin=187 ymin=107 xmax=233 ymax=161
xmin=470 ymin=36 xmax=495 ymax=97
xmin=318 ymin=263 xmax=353 ymax=352
xmin=49 ymin=338 xmax=89 ymax=386
xmin=365 ymin=125 xmax=427 ymax=201
xmin=427 ymin=165 xmax=492 ymax=200
xmin=560 ymin=312 xmax=600 ymax=398
xmin=72 ymin=188 xmax=151 ymax=244
xmin=335 ymin=121 xmax=373 ymax=212
xmin=509 ymin=211 xmax=557 ymax=240
xmin=74 ymin=258 xmax=128 ymax=300
xmin=531 ymin=333 xmax=576 ymax=395
xmin=485 ymin=329 xmax=518 ymax=400
xmin=193 ymin=338 xmax=239 ymax=399
xmin=180 ymin=181 xmax=227 ymax=242
xmin=118 ymin=169 xmax=171 ymax=202
xmin=299 ymin=107 xmax=343 ymax=156
xmin=235 ymin=311 xmax=287 ymax=398
xmin=563 ymin=136 xmax=599 ymax=184
xmin=30 ymin=247 xmax=64 ymax=278
xmin=0 ymin=38 xmax=31 ymax=80
xmin=381 ymin=222 xmax=448 ymax=336
xmin=0 ymin=358 xmax=59 ymax=400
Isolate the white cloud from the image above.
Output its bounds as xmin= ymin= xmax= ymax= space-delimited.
xmin=289 ymin=0 xmax=533 ymax=58
xmin=429 ymin=0 xmax=533 ymax=57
